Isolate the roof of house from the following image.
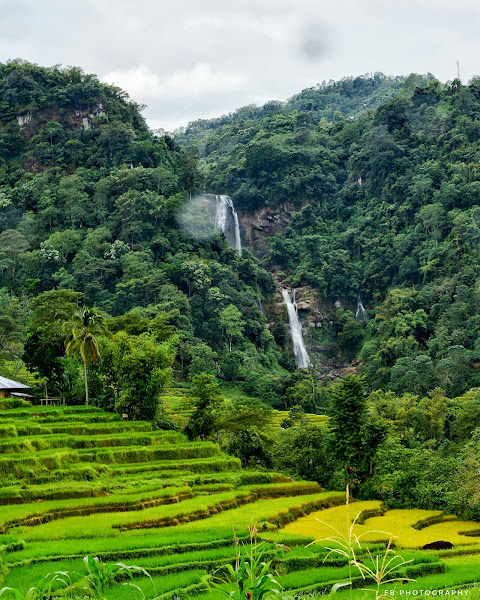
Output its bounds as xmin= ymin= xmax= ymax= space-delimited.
xmin=0 ymin=376 xmax=31 ymax=390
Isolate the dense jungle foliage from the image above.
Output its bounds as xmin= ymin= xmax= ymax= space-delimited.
xmin=0 ymin=60 xmax=289 ymax=403
xmin=178 ymin=72 xmax=418 ymax=159
xmin=179 ymin=72 xmax=480 ymax=398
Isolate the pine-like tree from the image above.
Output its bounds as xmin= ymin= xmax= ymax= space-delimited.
xmin=329 ymin=374 xmax=366 ymax=472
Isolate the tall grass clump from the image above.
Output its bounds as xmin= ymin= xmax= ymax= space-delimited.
xmin=352 ymin=537 xmax=415 ymax=600
xmin=0 ymin=570 xmax=72 ymax=600
xmin=214 ymin=522 xmax=283 ymax=599
xmin=309 ymin=488 xmax=415 ymax=599
xmin=308 ymin=487 xmax=363 ymax=597
xmin=81 ymin=555 xmax=153 ymax=600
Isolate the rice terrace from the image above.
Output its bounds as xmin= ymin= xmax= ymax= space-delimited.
xmin=0 ymin=403 xmax=479 ymax=599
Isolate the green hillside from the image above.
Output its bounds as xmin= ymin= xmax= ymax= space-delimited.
xmin=0 ymin=60 xmax=290 ymax=408
xmin=183 ymin=74 xmax=480 ymax=398
xmin=177 ymin=73 xmax=424 ymax=161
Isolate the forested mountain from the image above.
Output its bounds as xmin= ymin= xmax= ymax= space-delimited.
xmin=0 ymin=60 xmax=286 ymax=405
xmin=177 ymin=72 xmax=431 ymax=162
xmin=3 ymin=63 xmax=480 ymax=400
xmin=179 ymin=73 xmax=480 ymax=398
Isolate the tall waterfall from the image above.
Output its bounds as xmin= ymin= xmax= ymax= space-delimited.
xmin=215 ymin=194 xmax=242 ymax=254
xmin=282 ymin=289 xmax=310 ymax=369
xmin=355 ymin=294 xmax=367 ymax=322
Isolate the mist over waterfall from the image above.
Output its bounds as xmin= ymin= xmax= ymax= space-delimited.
xmin=215 ymin=194 xmax=242 ymax=254
xmin=282 ymin=289 xmax=310 ymax=369
xmin=355 ymin=294 xmax=367 ymax=322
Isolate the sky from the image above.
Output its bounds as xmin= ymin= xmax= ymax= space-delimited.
xmin=1 ymin=0 xmax=479 ymax=131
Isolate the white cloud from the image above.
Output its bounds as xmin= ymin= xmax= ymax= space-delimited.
xmin=163 ymin=64 xmax=246 ymax=97
xmin=104 ymin=63 xmax=246 ymax=101
xmin=102 ymin=63 xmax=248 ymax=131
xmin=102 ymin=65 xmax=161 ymax=101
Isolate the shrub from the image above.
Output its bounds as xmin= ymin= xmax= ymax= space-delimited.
xmin=154 ymin=408 xmax=180 ymax=432
xmin=228 ymin=429 xmax=273 ymax=469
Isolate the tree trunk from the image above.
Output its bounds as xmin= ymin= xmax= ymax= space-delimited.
xmin=83 ymin=360 xmax=89 ymax=406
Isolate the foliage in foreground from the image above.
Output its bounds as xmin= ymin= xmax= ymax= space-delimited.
xmin=0 ymin=571 xmax=71 ymax=600
xmin=81 ymin=555 xmax=153 ymax=600
xmin=0 ymin=556 xmax=153 ymax=600
xmin=307 ymin=487 xmax=415 ymax=599
xmin=214 ymin=523 xmax=283 ymax=599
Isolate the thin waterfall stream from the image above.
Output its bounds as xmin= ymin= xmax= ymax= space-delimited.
xmin=282 ymin=289 xmax=310 ymax=369
xmin=355 ymin=294 xmax=367 ymax=322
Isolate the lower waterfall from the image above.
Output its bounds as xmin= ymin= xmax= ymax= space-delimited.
xmin=282 ymin=289 xmax=310 ymax=369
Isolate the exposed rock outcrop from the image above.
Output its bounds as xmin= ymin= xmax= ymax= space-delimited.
xmin=237 ymin=202 xmax=297 ymax=256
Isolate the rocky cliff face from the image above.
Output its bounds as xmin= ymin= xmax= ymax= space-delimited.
xmin=237 ymin=202 xmax=297 ymax=256
xmin=15 ymin=102 xmax=106 ymax=139
xmin=235 ymin=202 xmax=359 ymax=380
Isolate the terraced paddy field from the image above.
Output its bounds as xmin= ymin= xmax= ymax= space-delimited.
xmin=271 ymin=410 xmax=328 ymax=429
xmin=283 ymin=502 xmax=480 ymax=548
xmin=161 ymin=391 xmax=329 ymax=430
xmin=1 ymin=405 xmax=479 ymax=599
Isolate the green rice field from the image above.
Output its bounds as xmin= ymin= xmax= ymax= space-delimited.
xmin=160 ymin=392 xmax=329 ymax=430
xmin=0 ymin=405 xmax=479 ymax=599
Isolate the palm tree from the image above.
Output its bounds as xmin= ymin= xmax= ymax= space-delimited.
xmin=64 ymin=306 xmax=110 ymax=405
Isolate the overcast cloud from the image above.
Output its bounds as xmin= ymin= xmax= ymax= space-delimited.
xmin=1 ymin=0 xmax=479 ymax=131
